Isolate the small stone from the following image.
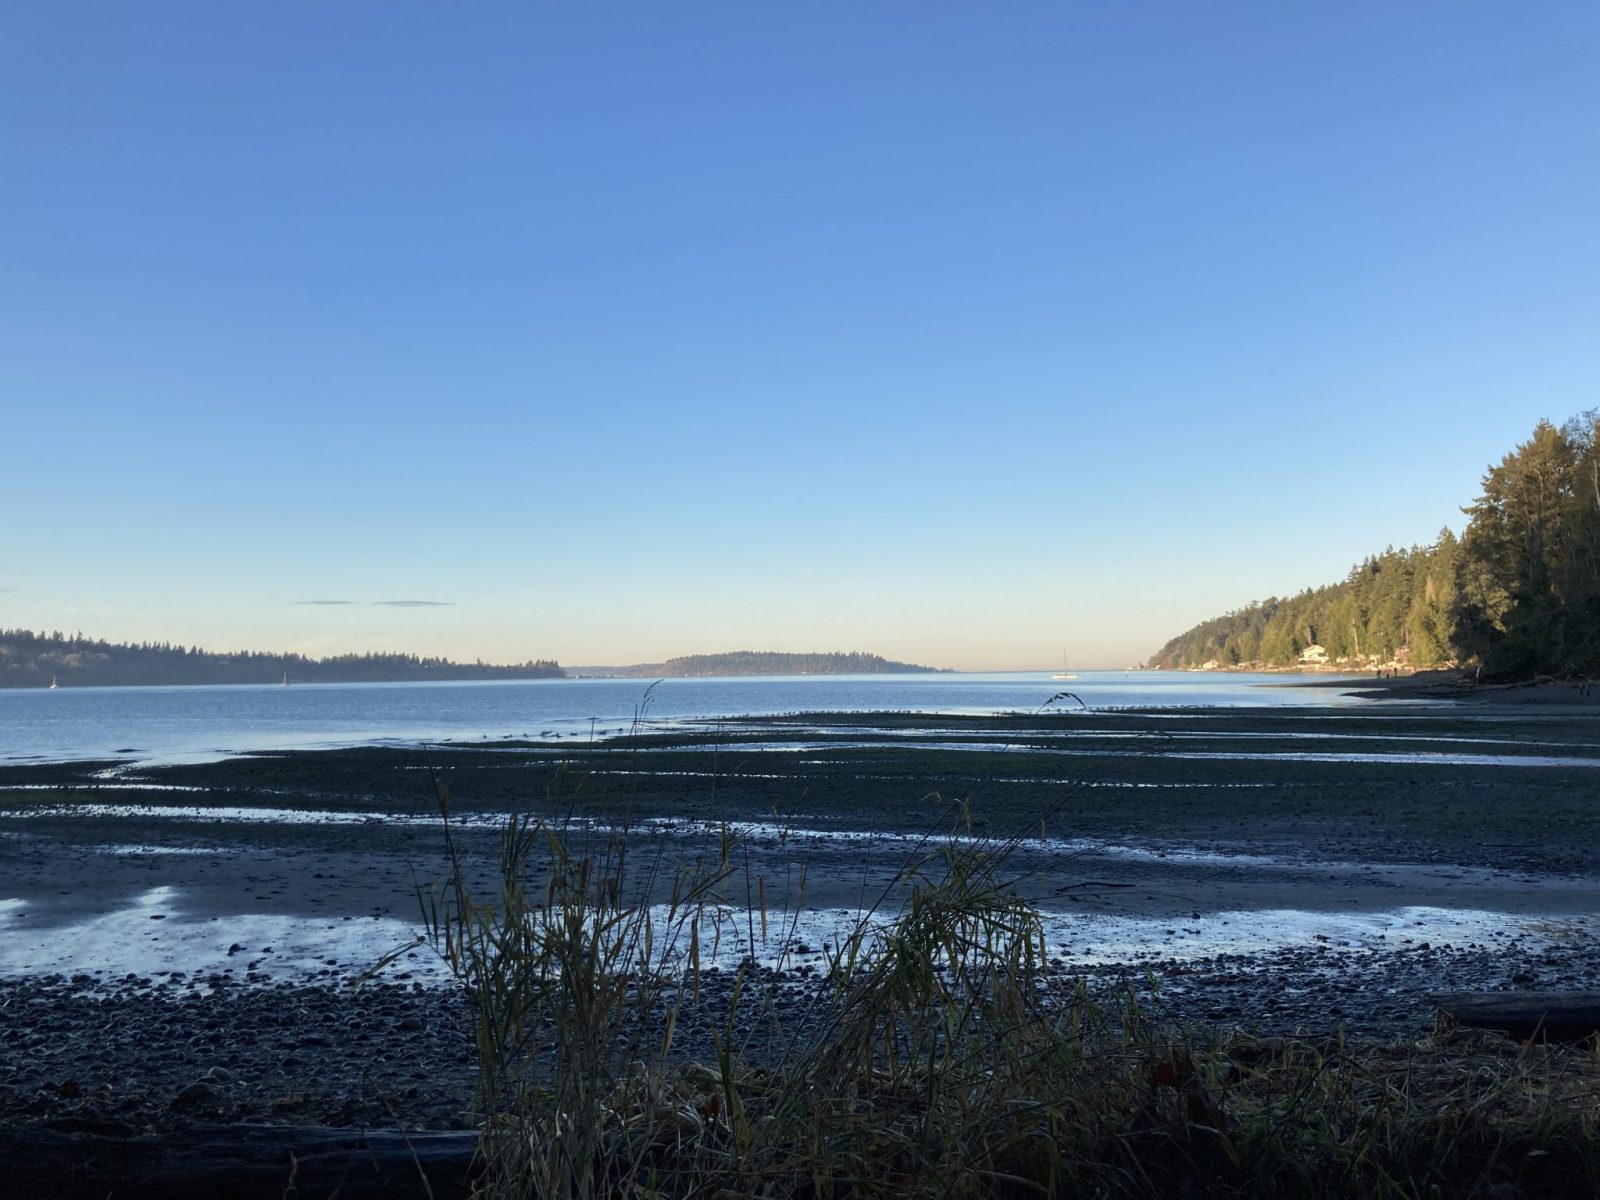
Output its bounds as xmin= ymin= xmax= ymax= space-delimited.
xmin=173 ymin=1081 xmax=218 ymax=1105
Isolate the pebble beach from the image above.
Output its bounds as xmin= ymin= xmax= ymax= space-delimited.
xmin=5 ymin=699 xmax=1600 ymax=1134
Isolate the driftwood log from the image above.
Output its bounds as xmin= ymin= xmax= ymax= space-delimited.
xmin=1431 ymin=991 xmax=1600 ymax=1041
xmin=0 ymin=1123 xmax=479 ymax=1200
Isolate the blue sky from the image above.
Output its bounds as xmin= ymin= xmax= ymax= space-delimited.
xmin=3 ymin=3 xmax=1597 ymax=669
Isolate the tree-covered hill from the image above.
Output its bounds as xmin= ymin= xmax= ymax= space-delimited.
xmin=0 ymin=629 xmax=565 ymax=688
xmin=1147 ymin=539 xmax=1459 ymax=671
xmin=585 ymin=651 xmax=948 ymax=678
xmin=1149 ymin=412 xmax=1600 ymax=678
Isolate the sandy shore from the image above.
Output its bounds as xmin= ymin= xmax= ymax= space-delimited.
xmin=1282 ymin=668 xmax=1600 ymax=707
xmin=4 ymin=702 xmax=1599 ymax=1130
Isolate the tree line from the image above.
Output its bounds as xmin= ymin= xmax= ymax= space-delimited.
xmin=1148 ymin=412 xmax=1600 ymax=678
xmin=0 ymin=628 xmax=565 ymax=688
xmin=604 ymin=651 xmax=946 ymax=678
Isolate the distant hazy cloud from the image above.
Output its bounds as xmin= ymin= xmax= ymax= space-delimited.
xmin=294 ymin=599 xmax=356 ymax=606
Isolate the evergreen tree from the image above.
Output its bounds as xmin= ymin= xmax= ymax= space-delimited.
xmin=1151 ymin=413 xmax=1600 ymax=678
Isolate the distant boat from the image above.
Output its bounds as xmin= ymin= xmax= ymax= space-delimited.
xmin=282 ymin=670 xmax=289 ymax=686
xmin=1051 ymin=651 xmax=1077 ymax=681
xmin=48 ymin=674 xmax=58 ymax=689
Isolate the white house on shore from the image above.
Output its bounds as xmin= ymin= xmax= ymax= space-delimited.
xmin=1298 ymin=644 xmax=1329 ymax=666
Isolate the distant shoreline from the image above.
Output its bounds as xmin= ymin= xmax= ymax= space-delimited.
xmin=568 ymin=650 xmax=949 ymax=678
xmin=0 ymin=669 xmax=568 ymax=691
xmin=1273 ymin=669 xmax=1600 ymax=707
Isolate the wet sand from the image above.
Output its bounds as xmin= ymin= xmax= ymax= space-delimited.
xmin=1288 ymin=668 xmax=1600 ymax=707
xmin=3 ymin=702 xmax=1600 ymax=1130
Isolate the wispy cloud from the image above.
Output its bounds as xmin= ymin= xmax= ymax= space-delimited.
xmin=0 ymin=586 xmax=15 ymax=593
xmin=294 ymin=599 xmax=356 ymax=606
xmin=372 ymin=599 xmax=454 ymax=607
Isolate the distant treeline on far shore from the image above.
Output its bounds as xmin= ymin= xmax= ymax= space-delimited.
xmin=574 ymin=651 xmax=949 ymax=677
xmin=1151 ymin=412 xmax=1600 ymax=679
xmin=0 ymin=628 xmax=565 ymax=688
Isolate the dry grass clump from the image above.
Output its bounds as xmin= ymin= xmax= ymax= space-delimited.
xmin=411 ymin=770 xmax=1600 ymax=1200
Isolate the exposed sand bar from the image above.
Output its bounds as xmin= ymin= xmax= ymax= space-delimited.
xmin=4 ymin=703 xmax=1599 ymax=989
xmin=5 ymin=702 xmax=1600 ymax=1131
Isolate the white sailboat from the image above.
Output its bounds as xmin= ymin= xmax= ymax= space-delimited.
xmin=48 ymin=674 xmax=58 ymax=689
xmin=1051 ymin=652 xmax=1077 ymax=681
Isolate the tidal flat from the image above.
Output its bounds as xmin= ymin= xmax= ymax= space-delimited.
xmin=3 ymin=702 xmax=1599 ymax=1132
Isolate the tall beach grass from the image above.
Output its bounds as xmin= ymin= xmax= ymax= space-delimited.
xmin=408 ymin=754 xmax=1600 ymax=1200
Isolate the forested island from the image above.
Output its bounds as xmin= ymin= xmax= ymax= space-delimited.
xmin=0 ymin=629 xmax=565 ymax=688
xmin=1150 ymin=412 xmax=1600 ymax=678
xmin=575 ymin=651 xmax=947 ymax=678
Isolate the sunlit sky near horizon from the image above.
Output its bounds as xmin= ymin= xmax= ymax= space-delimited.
xmin=4 ymin=3 xmax=1598 ymax=671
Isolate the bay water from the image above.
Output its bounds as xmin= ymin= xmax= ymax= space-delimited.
xmin=0 ymin=671 xmax=1371 ymax=765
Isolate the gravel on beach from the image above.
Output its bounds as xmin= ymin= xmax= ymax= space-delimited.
xmin=5 ymin=930 xmax=1598 ymax=1137
xmin=5 ymin=703 xmax=1600 ymax=1136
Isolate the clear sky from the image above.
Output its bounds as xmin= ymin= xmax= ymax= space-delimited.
xmin=3 ymin=3 xmax=1597 ymax=670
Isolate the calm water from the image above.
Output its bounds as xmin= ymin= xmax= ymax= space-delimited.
xmin=0 ymin=671 xmax=1371 ymax=765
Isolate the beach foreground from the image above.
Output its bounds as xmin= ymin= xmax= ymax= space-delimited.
xmin=3 ymin=702 xmax=1599 ymax=1136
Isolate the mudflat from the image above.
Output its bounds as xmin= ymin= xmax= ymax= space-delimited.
xmin=3 ymin=702 xmax=1599 ymax=1131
